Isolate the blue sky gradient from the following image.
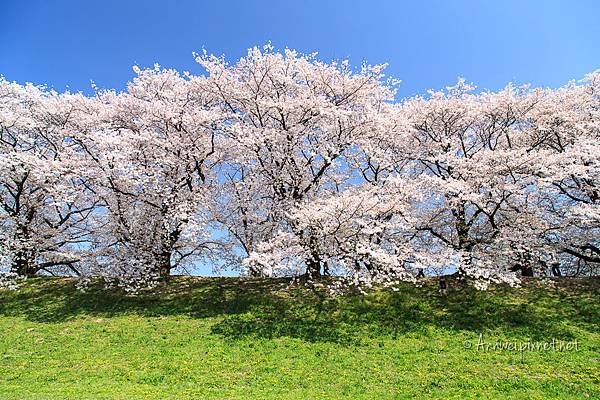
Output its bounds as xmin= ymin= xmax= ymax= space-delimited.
xmin=2 ymin=0 xmax=598 ymax=99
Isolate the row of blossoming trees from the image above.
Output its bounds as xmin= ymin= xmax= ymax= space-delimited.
xmin=1 ymin=45 xmax=598 ymax=292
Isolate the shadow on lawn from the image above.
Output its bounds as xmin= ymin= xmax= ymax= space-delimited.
xmin=0 ymin=276 xmax=598 ymax=344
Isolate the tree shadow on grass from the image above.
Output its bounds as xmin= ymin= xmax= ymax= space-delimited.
xmin=0 ymin=276 xmax=598 ymax=344
xmin=212 ymin=278 xmax=600 ymax=343
xmin=0 ymin=277 xmax=292 ymax=322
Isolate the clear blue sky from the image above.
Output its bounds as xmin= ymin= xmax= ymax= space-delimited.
xmin=2 ymin=0 xmax=598 ymax=98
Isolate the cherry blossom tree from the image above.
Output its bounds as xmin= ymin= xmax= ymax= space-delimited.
xmin=68 ymin=65 xmax=225 ymax=285
xmin=525 ymin=70 xmax=600 ymax=276
xmin=0 ymin=78 xmax=96 ymax=277
xmin=397 ymin=80 xmax=545 ymax=282
xmin=198 ymin=45 xmax=397 ymax=278
xmin=354 ymin=72 xmax=599 ymax=286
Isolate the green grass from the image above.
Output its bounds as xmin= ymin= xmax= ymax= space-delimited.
xmin=0 ymin=276 xmax=598 ymax=399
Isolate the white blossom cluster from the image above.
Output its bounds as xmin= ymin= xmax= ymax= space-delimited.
xmin=0 ymin=271 xmax=24 ymax=290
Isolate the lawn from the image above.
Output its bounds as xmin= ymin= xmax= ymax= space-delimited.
xmin=0 ymin=276 xmax=598 ymax=399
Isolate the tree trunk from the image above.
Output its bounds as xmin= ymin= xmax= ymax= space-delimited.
xmin=551 ymin=263 xmax=562 ymax=277
xmin=158 ymin=224 xmax=181 ymax=279
xmin=322 ymin=261 xmax=330 ymax=276
xmin=158 ymin=250 xmax=172 ymax=278
xmin=521 ymin=266 xmax=534 ymax=277
xmin=453 ymin=201 xmax=476 ymax=276
xmin=247 ymin=266 xmax=262 ymax=277
xmin=12 ymin=224 xmax=38 ymax=277
xmin=305 ymin=251 xmax=322 ymax=278
xmin=302 ymin=230 xmax=322 ymax=278
xmin=438 ymin=277 xmax=448 ymax=296
xmin=510 ymin=264 xmax=533 ymax=277
xmin=11 ymin=250 xmax=38 ymax=277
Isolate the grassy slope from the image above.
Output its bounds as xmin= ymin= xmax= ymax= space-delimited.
xmin=0 ymin=276 xmax=598 ymax=400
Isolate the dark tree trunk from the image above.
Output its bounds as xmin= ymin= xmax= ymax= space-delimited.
xmin=305 ymin=252 xmax=322 ymax=278
xmin=452 ymin=201 xmax=477 ymax=277
xmin=322 ymin=261 xmax=330 ymax=276
xmin=510 ymin=264 xmax=533 ymax=277
xmin=158 ymin=224 xmax=182 ymax=279
xmin=158 ymin=250 xmax=172 ymax=278
xmin=439 ymin=278 xmax=448 ymax=296
xmin=12 ymin=223 xmax=38 ymax=277
xmin=302 ymin=231 xmax=322 ymax=278
xmin=521 ymin=266 xmax=534 ymax=277
xmin=551 ymin=263 xmax=562 ymax=277
xmin=246 ymin=266 xmax=262 ymax=277
xmin=11 ymin=251 xmax=38 ymax=277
